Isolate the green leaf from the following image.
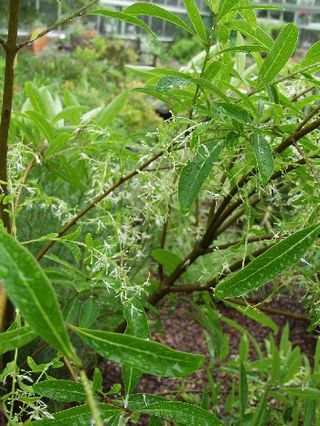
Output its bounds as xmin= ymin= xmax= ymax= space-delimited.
xmin=135 ymin=401 xmax=222 ymax=425
xmin=215 ymin=224 xmax=320 ymax=298
xmin=97 ymin=91 xmax=129 ymax=128
xmin=90 ymin=9 xmax=155 ymax=37
xmin=71 ymin=326 xmax=204 ymax=378
xmin=280 ymin=387 xmax=320 ymax=400
xmin=178 ymin=141 xmax=224 ymax=214
xmin=301 ymin=40 xmax=320 ymax=66
xmin=124 ymin=2 xmax=193 ymax=35
xmin=240 ymin=363 xmax=248 ymax=421
xmin=79 ymin=299 xmax=100 ymax=328
xmin=0 ymin=326 xmax=38 ymax=356
xmin=214 ymin=102 xmax=252 ymax=124
xmin=122 ymin=300 xmax=150 ymax=395
xmin=183 ymin=0 xmax=207 ymax=43
xmin=225 ymin=21 xmax=273 ymax=50
xmin=151 ymin=249 xmax=182 ymax=275
xmin=258 ymin=23 xmax=298 ymax=85
xmin=35 ymin=404 xmax=121 ymax=425
xmin=219 ymin=0 xmax=241 ymax=20
xmin=224 ymin=301 xmax=278 ymax=334
xmin=0 ymin=231 xmax=77 ymax=363
xmin=33 ymin=380 xmax=86 ymax=402
xmin=250 ymin=133 xmax=274 ymax=185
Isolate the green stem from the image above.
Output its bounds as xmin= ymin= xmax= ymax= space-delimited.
xmin=80 ymin=369 xmax=103 ymax=426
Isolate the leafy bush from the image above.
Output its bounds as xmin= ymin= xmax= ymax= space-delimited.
xmin=0 ymin=0 xmax=320 ymax=425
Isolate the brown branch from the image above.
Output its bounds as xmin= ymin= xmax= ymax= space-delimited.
xmin=204 ymin=233 xmax=275 ymax=254
xmin=36 ymin=150 xmax=165 ymax=261
xmin=290 ymin=86 xmax=314 ymax=103
xmin=13 ymin=155 xmax=36 ymax=212
xmin=224 ymin=298 xmax=310 ymax=323
xmin=17 ymin=0 xmax=99 ymax=50
xmin=0 ymin=0 xmax=19 ymax=335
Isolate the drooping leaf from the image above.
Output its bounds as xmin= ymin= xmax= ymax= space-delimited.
xmin=89 ymin=9 xmax=155 ymax=37
xmin=72 ymin=326 xmax=204 ymax=378
xmin=178 ymin=141 xmax=224 ymax=214
xmin=280 ymin=387 xmax=320 ymax=400
xmin=258 ymin=23 xmax=298 ymax=84
xmin=124 ymin=2 xmax=193 ymax=34
xmin=134 ymin=400 xmax=223 ymax=425
xmin=215 ymin=224 xmax=320 ymax=298
xmin=250 ymin=133 xmax=274 ymax=185
xmin=33 ymin=380 xmax=86 ymax=403
xmin=35 ymin=404 xmax=121 ymax=425
xmin=0 ymin=231 xmax=77 ymax=363
xmin=183 ymin=0 xmax=207 ymax=43
xmin=214 ymin=102 xmax=253 ymax=124
xmin=97 ymin=91 xmax=129 ymax=128
xmin=0 ymin=326 xmax=38 ymax=356
xmin=122 ymin=300 xmax=150 ymax=395
xmin=224 ymin=301 xmax=278 ymax=334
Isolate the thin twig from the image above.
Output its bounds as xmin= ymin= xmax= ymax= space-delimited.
xmin=204 ymin=233 xmax=275 ymax=254
xmin=13 ymin=155 xmax=36 ymax=212
xmin=295 ymin=104 xmax=320 ymax=133
xmin=17 ymin=0 xmax=99 ymax=50
xmin=0 ymin=37 xmax=5 ymax=48
xmin=290 ymin=86 xmax=314 ymax=102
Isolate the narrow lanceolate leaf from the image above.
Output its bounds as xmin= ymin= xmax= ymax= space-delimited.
xmin=0 ymin=231 xmax=77 ymax=363
xmin=0 ymin=326 xmax=38 ymax=356
xmin=179 ymin=141 xmax=224 ymax=214
xmin=124 ymin=3 xmax=193 ymax=34
xmin=258 ymin=23 xmax=298 ymax=84
xmin=90 ymin=10 xmax=155 ymax=37
xmin=240 ymin=363 xmax=248 ymax=421
xmin=35 ymin=404 xmax=121 ymax=425
xmin=250 ymin=134 xmax=274 ymax=185
xmin=135 ymin=401 xmax=223 ymax=426
xmin=72 ymin=326 xmax=204 ymax=378
xmin=215 ymin=224 xmax=320 ymax=299
xmin=183 ymin=0 xmax=207 ymax=43
xmin=219 ymin=0 xmax=241 ymax=21
xmin=122 ymin=300 xmax=150 ymax=394
xmin=97 ymin=91 xmax=129 ymax=128
xmin=224 ymin=301 xmax=278 ymax=334
xmin=280 ymin=387 xmax=320 ymax=400
xmin=301 ymin=40 xmax=320 ymax=66
xmin=33 ymin=380 xmax=86 ymax=403
xmin=225 ymin=21 xmax=273 ymax=50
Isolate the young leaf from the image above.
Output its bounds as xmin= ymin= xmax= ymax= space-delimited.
xmin=33 ymin=380 xmax=86 ymax=403
xmin=0 ymin=326 xmax=38 ymax=356
xmin=0 ymin=231 xmax=77 ymax=363
xmin=134 ymin=400 xmax=223 ymax=425
xmin=122 ymin=300 xmax=150 ymax=395
xmin=123 ymin=3 xmax=193 ymax=35
xmin=183 ymin=0 xmax=207 ymax=43
xmin=89 ymin=9 xmax=155 ymax=37
xmin=258 ymin=23 xmax=298 ymax=85
xmin=97 ymin=91 xmax=129 ymax=128
xmin=178 ymin=141 xmax=224 ymax=214
xmin=71 ymin=326 xmax=204 ymax=378
xmin=215 ymin=224 xmax=320 ymax=298
xmin=250 ymin=133 xmax=274 ymax=185
xmin=225 ymin=21 xmax=273 ymax=50
xmin=35 ymin=404 xmax=121 ymax=425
